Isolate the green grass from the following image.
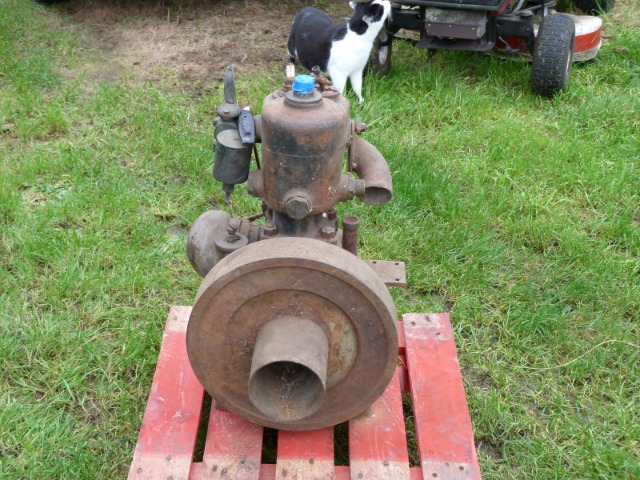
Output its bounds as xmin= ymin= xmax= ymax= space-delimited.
xmin=1 ymin=0 xmax=639 ymax=478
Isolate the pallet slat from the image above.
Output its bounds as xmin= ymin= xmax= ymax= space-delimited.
xmin=198 ymin=406 xmax=264 ymax=479
xmin=128 ymin=306 xmax=204 ymax=480
xmin=349 ymin=368 xmax=410 ymax=480
xmin=276 ymin=428 xmax=335 ymax=479
xmin=403 ymin=313 xmax=481 ymax=480
xmin=130 ymin=308 xmax=481 ymax=480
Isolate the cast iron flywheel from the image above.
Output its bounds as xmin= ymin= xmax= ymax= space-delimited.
xmin=186 ymin=236 xmax=398 ymax=430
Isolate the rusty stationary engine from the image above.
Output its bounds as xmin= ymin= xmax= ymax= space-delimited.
xmin=185 ymin=65 xmax=399 ymax=430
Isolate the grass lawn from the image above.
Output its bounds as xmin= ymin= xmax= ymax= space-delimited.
xmin=1 ymin=0 xmax=638 ymax=478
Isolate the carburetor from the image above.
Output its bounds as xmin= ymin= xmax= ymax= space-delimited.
xmin=185 ymin=65 xmax=399 ymax=430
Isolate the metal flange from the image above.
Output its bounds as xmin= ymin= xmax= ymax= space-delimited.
xmin=187 ymin=237 xmax=398 ymax=430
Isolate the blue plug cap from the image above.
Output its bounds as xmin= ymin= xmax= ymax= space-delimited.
xmin=292 ymin=74 xmax=316 ymax=94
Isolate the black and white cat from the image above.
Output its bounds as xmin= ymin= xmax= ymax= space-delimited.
xmin=287 ymin=0 xmax=391 ymax=103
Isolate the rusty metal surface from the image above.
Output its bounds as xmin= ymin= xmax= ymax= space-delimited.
xmin=365 ymin=260 xmax=407 ymax=288
xmin=203 ymin=69 xmax=393 ymax=261
xmin=187 ymin=237 xmax=398 ymax=431
xmin=186 ymin=210 xmax=231 ymax=277
xmin=256 ymin=88 xmax=352 ymax=215
xmin=350 ymin=136 xmax=393 ymax=205
xmin=248 ymin=316 xmax=329 ymax=422
xmin=342 ymin=215 xmax=360 ymax=256
xmin=261 ymin=210 xmax=341 ymax=245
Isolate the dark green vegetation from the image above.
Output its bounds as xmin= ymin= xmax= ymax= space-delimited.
xmin=1 ymin=0 xmax=638 ymax=478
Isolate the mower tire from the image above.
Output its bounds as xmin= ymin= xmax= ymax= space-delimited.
xmin=531 ymin=13 xmax=575 ymax=97
xmin=369 ymin=28 xmax=393 ymax=76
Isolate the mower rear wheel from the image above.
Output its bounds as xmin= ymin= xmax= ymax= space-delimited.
xmin=369 ymin=28 xmax=393 ymax=76
xmin=531 ymin=13 xmax=575 ymax=97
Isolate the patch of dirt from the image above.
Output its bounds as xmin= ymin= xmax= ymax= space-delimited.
xmin=50 ymin=0 xmax=351 ymax=91
xmin=475 ymin=436 xmax=504 ymax=461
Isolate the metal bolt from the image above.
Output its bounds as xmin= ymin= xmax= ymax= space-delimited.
xmin=321 ymin=226 xmax=335 ymax=239
xmin=354 ymin=120 xmax=367 ymax=134
xmin=226 ymin=222 xmax=240 ymax=242
xmin=262 ymin=224 xmax=277 ymax=238
xmin=284 ymin=195 xmax=312 ymax=220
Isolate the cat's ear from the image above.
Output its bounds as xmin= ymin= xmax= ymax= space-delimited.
xmin=363 ymin=4 xmax=383 ymax=23
xmin=349 ymin=0 xmax=357 ymax=10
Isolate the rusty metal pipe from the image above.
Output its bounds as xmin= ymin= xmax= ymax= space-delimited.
xmin=248 ymin=316 xmax=329 ymax=422
xmin=342 ymin=215 xmax=360 ymax=256
xmin=350 ymin=135 xmax=393 ymax=205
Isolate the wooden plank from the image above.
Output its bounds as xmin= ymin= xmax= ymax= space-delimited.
xmin=255 ymin=465 xmax=350 ymax=480
xmin=132 ymin=309 xmax=480 ymax=480
xmin=336 ymin=466 xmax=351 ymax=480
xmin=409 ymin=469 xmax=423 ymax=480
xmin=259 ymin=464 xmax=276 ymax=479
xmin=403 ymin=313 xmax=481 ymax=480
xmin=276 ymin=428 xmax=335 ymax=479
xmin=366 ymin=260 xmax=407 ymax=288
xmin=397 ymin=321 xmax=409 ymax=393
xmin=198 ymin=406 xmax=264 ymax=479
xmin=129 ymin=306 xmax=204 ymax=480
xmin=398 ymin=320 xmax=406 ymax=356
xmin=349 ymin=368 xmax=410 ymax=480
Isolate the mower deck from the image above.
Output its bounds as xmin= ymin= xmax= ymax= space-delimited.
xmin=494 ymin=14 xmax=603 ymax=61
xmin=394 ymin=13 xmax=602 ymax=62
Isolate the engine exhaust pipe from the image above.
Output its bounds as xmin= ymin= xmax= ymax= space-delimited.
xmin=350 ymin=135 xmax=393 ymax=206
xmin=248 ymin=316 xmax=329 ymax=422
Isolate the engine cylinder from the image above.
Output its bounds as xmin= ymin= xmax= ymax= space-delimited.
xmin=258 ymin=88 xmax=350 ymax=216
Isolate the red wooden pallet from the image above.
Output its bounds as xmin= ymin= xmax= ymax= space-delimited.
xmin=128 ymin=306 xmax=481 ymax=480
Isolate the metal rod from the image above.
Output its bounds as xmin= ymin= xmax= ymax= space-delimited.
xmin=342 ymin=215 xmax=361 ymax=256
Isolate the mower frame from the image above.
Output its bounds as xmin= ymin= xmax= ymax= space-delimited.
xmin=371 ymin=0 xmax=604 ymax=95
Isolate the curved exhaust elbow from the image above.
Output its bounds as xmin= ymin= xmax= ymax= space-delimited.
xmin=350 ymin=136 xmax=393 ymax=205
